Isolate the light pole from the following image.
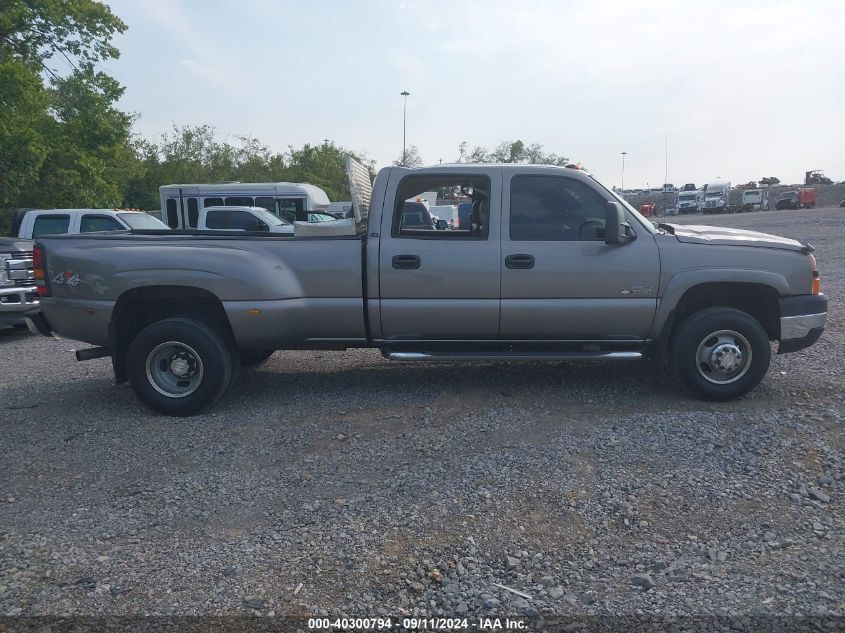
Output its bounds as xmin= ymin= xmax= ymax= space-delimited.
xmin=400 ymin=91 xmax=410 ymax=165
xmin=620 ymin=151 xmax=627 ymax=191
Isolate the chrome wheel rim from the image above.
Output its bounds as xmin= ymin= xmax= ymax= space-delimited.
xmin=145 ymin=341 xmax=204 ymax=398
xmin=695 ymin=330 xmax=752 ymax=384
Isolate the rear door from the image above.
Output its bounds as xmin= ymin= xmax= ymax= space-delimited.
xmin=377 ymin=167 xmax=502 ymax=340
xmin=501 ymin=172 xmax=660 ymax=341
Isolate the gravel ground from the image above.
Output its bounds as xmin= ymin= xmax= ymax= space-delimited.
xmin=0 ymin=207 xmax=842 ymax=627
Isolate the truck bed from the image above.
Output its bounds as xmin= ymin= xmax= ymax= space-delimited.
xmin=36 ymin=232 xmax=367 ymax=348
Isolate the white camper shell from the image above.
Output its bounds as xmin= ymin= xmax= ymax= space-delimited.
xmin=158 ymin=182 xmax=331 ymax=229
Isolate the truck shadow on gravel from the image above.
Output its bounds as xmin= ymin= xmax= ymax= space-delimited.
xmin=217 ymin=356 xmax=796 ymax=420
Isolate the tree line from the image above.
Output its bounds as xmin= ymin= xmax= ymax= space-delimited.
xmin=0 ymin=1 xmax=570 ymax=235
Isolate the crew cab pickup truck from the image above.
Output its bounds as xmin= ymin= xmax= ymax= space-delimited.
xmin=12 ymin=208 xmax=169 ymax=239
xmin=27 ymin=160 xmax=828 ymax=415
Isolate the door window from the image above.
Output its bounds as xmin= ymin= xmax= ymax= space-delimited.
xmin=510 ymin=176 xmax=608 ymax=241
xmin=278 ymin=198 xmax=304 ymax=222
xmin=187 ymin=198 xmax=199 ymax=228
xmin=204 ymin=210 xmax=228 ymax=229
xmin=391 ymin=174 xmax=490 ymax=239
xmin=225 ymin=196 xmax=254 ymax=207
xmin=165 ymin=199 xmax=178 ymax=228
xmin=80 ymin=215 xmax=125 ymax=232
xmin=227 ymin=211 xmax=261 ymax=230
xmin=32 ymin=215 xmax=71 ymax=237
xmin=255 ymin=196 xmax=276 ymax=214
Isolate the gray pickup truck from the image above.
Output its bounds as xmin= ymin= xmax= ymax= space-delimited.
xmin=27 ymin=161 xmax=827 ymax=415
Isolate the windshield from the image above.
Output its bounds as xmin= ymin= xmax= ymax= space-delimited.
xmin=252 ymin=208 xmax=288 ymax=226
xmin=307 ymin=213 xmax=336 ymax=223
xmin=705 ymin=192 xmax=723 ymax=198
xmin=678 ymin=193 xmax=696 ymax=201
xmin=117 ymin=213 xmax=170 ymax=229
xmin=598 ymin=180 xmax=658 ymax=234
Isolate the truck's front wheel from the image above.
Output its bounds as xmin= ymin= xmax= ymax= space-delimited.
xmin=126 ymin=317 xmax=233 ymax=416
xmin=671 ymin=308 xmax=771 ymax=401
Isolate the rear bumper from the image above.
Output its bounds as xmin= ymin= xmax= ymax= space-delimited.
xmin=0 ymin=285 xmax=39 ymax=325
xmin=778 ymin=294 xmax=827 ymax=354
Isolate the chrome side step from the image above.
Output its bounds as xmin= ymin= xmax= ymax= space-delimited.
xmin=384 ymin=351 xmax=643 ymax=362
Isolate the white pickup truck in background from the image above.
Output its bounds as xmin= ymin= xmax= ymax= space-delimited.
xmin=12 ymin=208 xmax=168 ymax=239
xmin=196 ymin=206 xmax=294 ymax=234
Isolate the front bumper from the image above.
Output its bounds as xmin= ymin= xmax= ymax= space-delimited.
xmin=0 ymin=285 xmax=39 ymax=325
xmin=778 ymin=294 xmax=827 ymax=353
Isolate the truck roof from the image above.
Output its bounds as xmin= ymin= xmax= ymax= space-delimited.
xmin=389 ymin=163 xmax=598 ymax=184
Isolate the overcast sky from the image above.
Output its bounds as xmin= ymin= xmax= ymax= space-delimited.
xmin=101 ymin=0 xmax=844 ymax=189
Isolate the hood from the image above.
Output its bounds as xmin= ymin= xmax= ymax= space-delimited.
xmin=659 ymin=224 xmax=811 ymax=253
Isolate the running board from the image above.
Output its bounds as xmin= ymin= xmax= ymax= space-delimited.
xmin=384 ymin=351 xmax=643 ymax=362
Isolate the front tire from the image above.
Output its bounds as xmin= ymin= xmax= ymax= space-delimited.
xmin=126 ymin=317 xmax=233 ymax=416
xmin=671 ymin=308 xmax=771 ymax=401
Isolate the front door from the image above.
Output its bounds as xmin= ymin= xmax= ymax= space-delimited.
xmin=500 ymin=172 xmax=660 ymax=341
xmin=377 ymin=168 xmax=502 ymax=341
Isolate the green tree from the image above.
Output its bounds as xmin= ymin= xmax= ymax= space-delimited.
xmin=393 ymin=144 xmax=423 ymax=168
xmin=456 ymin=140 xmax=568 ymax=165
xmin=760 ymin=176 xmax=781 ymax=185
xmin=0 ymin=0 xmax=128 ymax=232
xmin=125 ymin=126 xmax=375 ymax=209
xmin=19 ymin=68 xmax=134 ymax=209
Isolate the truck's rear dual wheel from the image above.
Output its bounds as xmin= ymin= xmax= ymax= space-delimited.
xmin=126 ymin=317 xmax=233 ymax=416
xmin=671 ymin=307 xmax=771 ymax=401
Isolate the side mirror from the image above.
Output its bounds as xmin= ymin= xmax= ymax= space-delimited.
xmin=435 ymin=219 xmax=448 ymax=230
xmin=252 ymin=219 xmax=269 ymax=232
xmin=605 ymin=201 xmax=624 ymax=244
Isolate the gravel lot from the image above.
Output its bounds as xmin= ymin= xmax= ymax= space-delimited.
xmin=1 ymin=207 xmax=842 ymax=627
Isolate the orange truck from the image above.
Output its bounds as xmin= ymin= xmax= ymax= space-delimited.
xmin=638 ymin=203 xmax=656 ymax=217
xmin=776 ymin=188 xmax=817 ymax=210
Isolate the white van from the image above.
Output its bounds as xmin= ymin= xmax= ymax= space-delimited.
xmin=13 ymin=209 xmax=168 ymax=239
xmin=158 ymin=182 xmax=331 ymax=229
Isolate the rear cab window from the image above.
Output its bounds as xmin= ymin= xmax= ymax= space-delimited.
xmin=32 ymin=214 xmax=71 ymax=237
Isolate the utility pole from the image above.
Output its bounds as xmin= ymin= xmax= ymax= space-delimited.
xmin=400 ymin=91 xmax=410 ymax=165
xmin=621 ymin=151 xmax=627 ymax=191
xmin=664 ymin=134 xmax=669 ymax=185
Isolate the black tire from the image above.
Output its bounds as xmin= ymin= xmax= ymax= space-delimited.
xmin=671 ymin=307 xmax=771 ymax=401
xmin=126 ymin=317 xmax=233 ymax=416
xmin=241 ymin=349 xmax=274 ymax=366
